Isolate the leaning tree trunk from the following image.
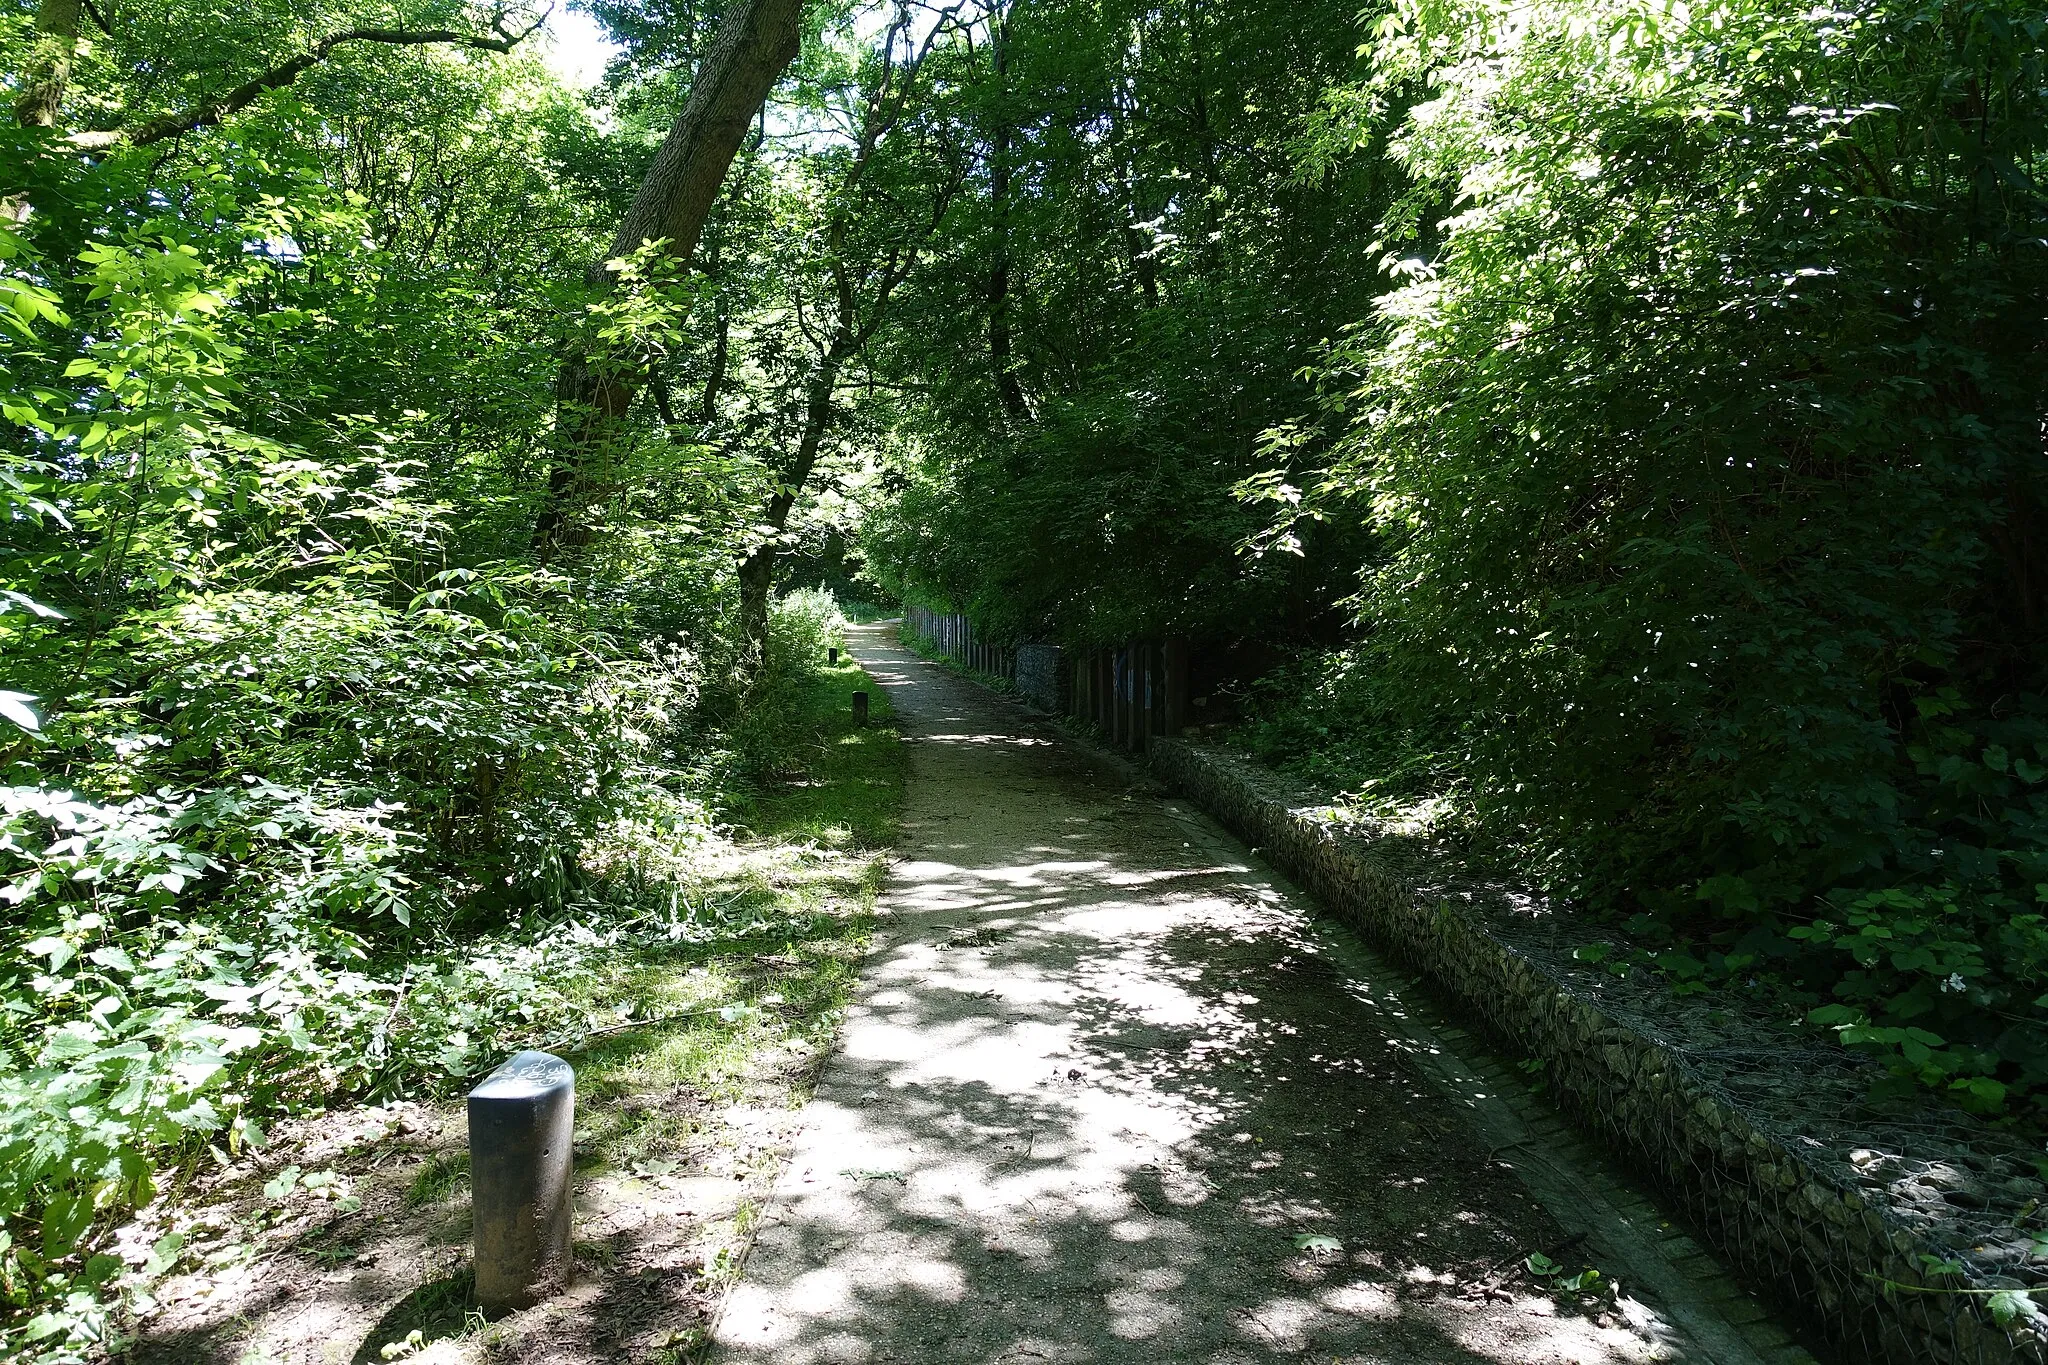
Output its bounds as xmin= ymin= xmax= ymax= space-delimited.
xmin=7 ymin=0 xmax=81 ymax=215
xmin=534 ymin=0 xmax=803 ymax=552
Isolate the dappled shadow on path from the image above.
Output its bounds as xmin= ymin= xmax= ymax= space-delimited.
xmin=712 ymin=630 xmax=1682 ymax=1365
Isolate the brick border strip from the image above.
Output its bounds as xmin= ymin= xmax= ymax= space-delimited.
xmin=1149 ymin=737 xmax=2045 ymax=1365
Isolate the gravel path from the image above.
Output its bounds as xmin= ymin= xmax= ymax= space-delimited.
xmin=711 ymin=624 xmax=1785 ymax=1365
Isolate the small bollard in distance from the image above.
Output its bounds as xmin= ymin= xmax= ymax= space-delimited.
xmin=852 ymin=690 xmax=869 ymax=726
xmin=828 ymin=646 xmax=839 ymax=665
xmin=469 ymin=1050 xmax=575 ymax=1314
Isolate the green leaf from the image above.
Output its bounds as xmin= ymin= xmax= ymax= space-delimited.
xmin=143 ymin=1232 xmax=186 ymax=1277
xmin=0 ymin=690 xmax=43 ymax=733
xmin=25 ymin=935 xmax=76 ymax=970
xmin=41 ymin=1190 xmax=95 ymax=1255
xmin=22 ymin=1313 xmax=68 ymax=1342
xmin=1986 ymin=1289 xmax=2041 ymax=1327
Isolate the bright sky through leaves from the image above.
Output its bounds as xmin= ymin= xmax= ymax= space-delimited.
xmin=540 ymin=5 xmax=621 ymax=89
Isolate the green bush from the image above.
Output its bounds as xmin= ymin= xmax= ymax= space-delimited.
xmin=721 ymin=589 xmax=849 ymax=782
xmin=1274 ymin=0 xmax=2048 ymax=1113
xmin=0 ymin=190 xmax=738 ymax=1354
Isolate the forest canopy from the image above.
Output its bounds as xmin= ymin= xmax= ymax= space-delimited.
xmin=2 ymin=0 xmax=2045 ymax=1353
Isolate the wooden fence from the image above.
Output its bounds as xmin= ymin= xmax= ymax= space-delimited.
xmin=903 ymin=606 xmax=1016 ymax=683
xmin=1064 ymin=639 xmax=1191 ymax=754
xmin=901 ymin=605 xmax=1192 ymax=755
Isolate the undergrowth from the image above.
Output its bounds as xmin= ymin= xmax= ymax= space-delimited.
xmin=0 ymin=591 xmax=900 ymax=1362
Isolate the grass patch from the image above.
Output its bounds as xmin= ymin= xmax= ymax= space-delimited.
xmin=736 ymin=654 xmax=906 ymax=851
xmin=558 ymin=655 xmax=902 ymax=1182
xmin=116 ymin=654 xmax=906 ymax=1365
xmin=405 ymin=1151 xmax=469 ymax=1207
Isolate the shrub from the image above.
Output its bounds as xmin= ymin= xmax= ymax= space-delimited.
xmin=1283 ymin=0 xmax=2048 ymax=1112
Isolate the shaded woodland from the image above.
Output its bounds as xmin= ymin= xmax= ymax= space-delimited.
xmin=2 ymin=0 xmax=2044 ymax=1351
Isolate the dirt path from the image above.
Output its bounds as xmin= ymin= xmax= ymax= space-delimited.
xmin=711 ymin=625 xmax=1793 ymax=1365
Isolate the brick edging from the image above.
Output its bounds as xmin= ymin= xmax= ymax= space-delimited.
xmin=1149 ymin=737 xmax=2044 ymax=1365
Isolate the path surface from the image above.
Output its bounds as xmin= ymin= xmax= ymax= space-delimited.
xmin=712 ymin=625 xmax=1782 ymax=1365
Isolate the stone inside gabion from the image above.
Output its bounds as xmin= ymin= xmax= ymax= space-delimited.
xmin=1152 ymin=738 xmax=2048 ymax=1365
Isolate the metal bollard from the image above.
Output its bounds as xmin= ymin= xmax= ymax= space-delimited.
xmin=828 ymin=647 xmax=839 ymax=665
xmin=852 ymin=690 xmax=869 ymax=726
xmin=469 ymin=1050 xmax=575 ymax=1314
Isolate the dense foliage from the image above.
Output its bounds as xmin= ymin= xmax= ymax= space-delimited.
xmin=5 ymin=0 xmax=2047 ymax=1350
xmin=853 ymin=0 xmax=2048 ymax=1120
xmin=1291 ymin=0 xmax=2048 ymax=1113
xmin=0 ymin=0 xmax=929 ymax=1352
xmin=857 ymin=0 xmax=1389 ymax=645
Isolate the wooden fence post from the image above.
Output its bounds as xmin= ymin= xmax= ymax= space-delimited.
xmin=1109 ymin=648 xmax=1122 ymax=746
xmin=1124 ymin=646 xmax=1137 ymax=751
xmin=1146 ymin=643 xmax=1160 ymax=748
xmin=1104 ymin=649 xmax=1116 ymax=743
xmin=1139 ymin=642 xmax=1156 ymax=752
xmin=1133 ymin=646 xmax=1146 ymax=751
xmin=1163 ymin=637 xmax=1188 ymax=736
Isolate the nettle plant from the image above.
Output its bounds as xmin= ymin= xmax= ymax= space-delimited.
xmin=0 ymin=776 xmax=634 ymax=1350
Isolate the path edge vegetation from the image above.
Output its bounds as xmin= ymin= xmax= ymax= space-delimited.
xmin=4 ymin=0 xmax=2046 ymax=1353
xmin=1 ymin=596 xmax=903 ymax=1359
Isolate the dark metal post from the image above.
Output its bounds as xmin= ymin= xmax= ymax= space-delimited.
xmin=828 ymin=646 xmax=839 ymax=665
xmin=469 ymin=1051 xmax=575 ymax=1315
xmin=853 ymin=691 xmax=870 ymax=726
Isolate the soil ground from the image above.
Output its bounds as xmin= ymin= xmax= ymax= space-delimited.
xmin=113 ymin=655 xmax=902 ymax=1365
xmin=710 ymin=624 xmax=1791 ymax=1365
xmin=107 ymin=627 xmax=1802 ymax=1365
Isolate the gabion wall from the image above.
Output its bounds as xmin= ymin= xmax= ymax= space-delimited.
xmin=1150 ymin=738 xmax=2047 ymax=1365
xmin=1014 ymin=643 xmax=1065 ymax=714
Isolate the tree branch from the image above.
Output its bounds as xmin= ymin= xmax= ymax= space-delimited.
xmin=67 ymin=8 xmax=549 ymax=150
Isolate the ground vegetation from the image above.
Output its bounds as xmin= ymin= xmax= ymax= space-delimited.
xmin=6 ymin=0 xmax=2048 ymax=1351
xmin=0 ymin=0 xmax=914 ymax=1350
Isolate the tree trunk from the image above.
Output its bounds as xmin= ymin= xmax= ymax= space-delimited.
xmin=729 ymin=3 xmax=960 ymax=669
xmin=700 ymin=295 xmax=732 ymax=424
xmin=14 ymin=0 xmax=82 ymax=129
xmin=739 ymin=346 xmax=845 ymax=668
xmin=535 ymin=0 xmax=802 ymax=552
xmin=1108 ymin=78 xmax=1159 ymax=307
xmin=987 ymin=5 xmax=1029 ymax=421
